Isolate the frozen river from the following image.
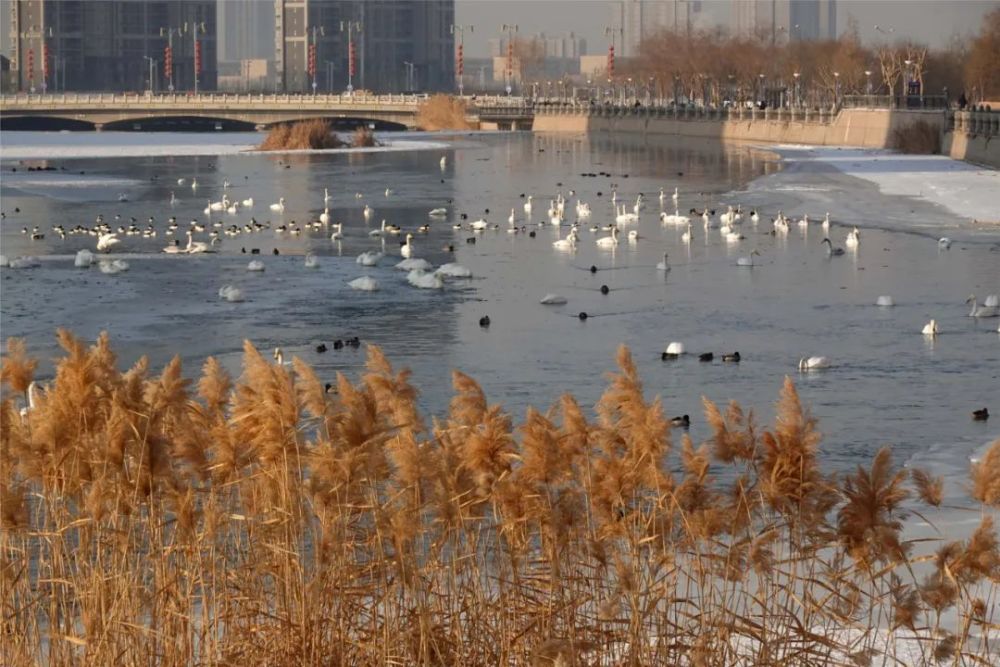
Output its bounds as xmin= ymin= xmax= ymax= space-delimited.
xmin=1 ymin=130 xmax=998 ymax=489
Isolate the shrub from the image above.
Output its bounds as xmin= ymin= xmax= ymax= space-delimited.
xmin=891 ymin=119 xmax=942 ymax=154
xmin=351 ymin=126 xmax=380 ymax=148
xmin=416 ymin=94 xmax=472 ymax=131
xmin=258 ymin=119 xmax=344 ymax=150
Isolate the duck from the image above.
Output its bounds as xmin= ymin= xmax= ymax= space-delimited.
xmin=356 ymin=251 xmax=383 ymax=266
xmin=973 ymin=408 xmax=990 ymax=421
xmin=721 ymin=351 xmax=741 ymax=363
xmin=670 ymin=414 xmax=690 ymax=429
xmin=736 ymin=249 xmax=761 ymax=267
xmin=316 ymin=343 xmax=328 ymax=353
xmin=698 ymin=353 xmax=713 ymax=362
xmin=967 ymin=294 xmax=999 ymax=318
xmin=656 ymin=252 xmax=671 ymax=272
xmin=269 ymin=197 xmax=286 ymax=212
xmin=798 ymin=356 xmax=831 ymax=371
xmin=595 ymin=227 xmax=619 ymax=248
xmin=921 ymin=319 xmax=938 ymax=336
xmin=400 ymin=233 xmax=415 ymax=258
xmin=479 ymin=315 xmax=491 ymax=328
xmin=348 ymin=276 xmax=380 ymax=291
xmin=822 ymin=238 xmax=845 ymax=256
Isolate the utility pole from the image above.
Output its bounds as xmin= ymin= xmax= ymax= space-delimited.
xmin=340 ymin=20 xmax=362 ymax=94
xmin=190 ymin=22 xmax=206 ymax=94
xmin=450 ymin=24 xmax=473 ymax=96
xmin=501 ymin=23 xmax=518 ymax=96
xmin=143 ymin=56 xmax=156 ymax=94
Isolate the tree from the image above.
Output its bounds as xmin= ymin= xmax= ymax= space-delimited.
xmin=964 ymin=8 xmax=1000 ymax=101
xmin=877 ymin=46 xmax=903 ymax=98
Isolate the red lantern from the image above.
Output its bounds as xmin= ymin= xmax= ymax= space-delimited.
xmin=194 ymin=40 xmax=202 ymax=75
xmin=348 ymin=41 xmax=356 ymax=77
xmin=42 ymin=44 xmax=49 ymax=81
xmin=164 ymin=46 xmax=172 ymax=79
xmin=456 ymin=43 xmax=463 ymax=77
xmin=308 ymin=44 xmax=317 ymax=77
xmin=27 ymin=48 xmax=34 ymax=82
xmin=607 ymin=45 xmax=615 ymax=79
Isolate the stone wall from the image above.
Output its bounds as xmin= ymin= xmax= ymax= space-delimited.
xmin=942 ymin=109 xmax=1000 ymax=168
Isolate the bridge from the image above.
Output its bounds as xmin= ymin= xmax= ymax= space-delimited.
xmin=0 ymin=92 xmax=536 ymax=132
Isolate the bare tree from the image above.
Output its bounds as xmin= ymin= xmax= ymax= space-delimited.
xmin=877 ymin=46 xmax=903 ymax=98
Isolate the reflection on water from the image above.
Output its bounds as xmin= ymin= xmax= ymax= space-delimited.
xmin=2 ymin=131 xmax=998 ymax=479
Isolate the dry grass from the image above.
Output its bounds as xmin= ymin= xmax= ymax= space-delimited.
xmin=891 ymin=120 xmax=942 ymax=154
xmin=2 ymin=333 xmax=999 ymax=665
xmin=258 ymin=119 xmax=344 ymax=151
xmin=416 ymin=94 xmax=472 ymax=131
xmin=351 ymin=126 xmax=380 ymax=148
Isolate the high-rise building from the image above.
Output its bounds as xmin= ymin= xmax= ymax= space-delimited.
xmin=8 ymin=0 xmax=216 ymax=93
xmin=731 ymin=0 xmax=836 ymax=42
xmin=8 ymin=0 xmax=216 ymax=92
xmin=218 ymin=0 xmax=274 ymax=63
xmin=274 ymin=0 xmax=454 ymax=94
xmin=616 ymin=0 xmax=702 ymax=57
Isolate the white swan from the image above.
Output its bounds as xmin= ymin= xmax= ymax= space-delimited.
xmin=470 ymin=218 xmax=489 ymax=231
xmin=407 ymin=269 xmax=443 ymax=289
xmin=363 ymin=205 xmax=373 ymax=220
xmin=96 ymin=233 xmax=120 ymax=252
xmin=99 ymin=259 xmax=129 ymax=274
xmin=726 ymin=231 xmax=745 ymax=243
xmin=369 ymin=220 xmax=388 ymax=237
xmin=540 ymin=293 xmax=568 ymax=305
xmin=269 ymin=197 xmax=286 ymax=212
xmin=508 ymin=208 xmax=516 ymax=226
xmin=435 ymin=263 xmax=472 ymax=278
xmin=185 ymin=231 xmax=211 ymax=254
xmin=737 ymin=249 xmax=761 ymax=266
xmin=656 ymin=252 xmax=671 ymax=272
xmin=5 ymin=256 xmax=40 ymax=269
xmin=304 ymin=254 xmax=319 ymax=269
xmin=356 ymin=251 xmax=383 ymax=266
xmin=967 ymin=294 xmax=1000 ymax=318
xmin=439 ymin=156 xmax=447 ymax=170
xmin=74 ymin=249 xmax=95 ymax=268
xmin=524 ymin=195 xmax=533 ymax=215
xmin=429 ymin=207 xmax=447 ymax=217
xmin=845 ymin=227 xmax=860 ymax=248
xmin=163 ymin=240 xmax=185 ymax=254
xmin=330 ymin=223 xmax=343 ymax=241
xmin=396 ymin=257 xmax=433 ymax=272
xmin=797 ymin=214 xmax=810 ymax=229
xmin=226 ymin=201 xmax=240 ymax=214
xmin=596 ymin=227 xmax=619 ymax=248
xmin=938 ymin=237 xmax=952 ymax=249
xmin=681 ymin=224 xmax=692 ymax=244
xmin=876 ymin=295 xmax=895 ymax=307
xmin=170 ymin=191 xmax=179 ymax=206
xmin=324 ymin=187 xmax=332 ymax=205
xmin=922 ymin=319 xmax=938 ymax=336
xmin=218 ymin=285 xmax=245 ymax=302
xmin=660 ymin=209 xmax=690 ymax=225
xmin=348 ymin=276 xmax=380 ymax=291
xmin=672 ymin=186 xmax=679 ymax=203
xmin=664 ymin=342 xmax=685 ymax=357
xmin=191 ymin=178 xmax=198 ymax=190
xmin=821 ymin=212 xmax=830 ymax=231
xmin=576 ymin=201 xmax=591 ymax=219
xmin=553 ymin=230 xmax=578 ymax=250
xmin=798 ymin=356 xmax=831 ymax=371
xmin=320 ymin=207 xmax=331 ymax=224
xmin=984 ymin=294 xmax=999 ymax=308
xmin=242 ymin=197 xmax=254 ymax=207
xmin=703 ymin=210 xmax=719 ymax=229
xmin=247 ymin=260 xmax=266 ymax=272
xmin=400 ymin=233 xmax=415 ymax=258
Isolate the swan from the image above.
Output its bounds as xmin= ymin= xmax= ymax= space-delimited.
xmin=163 ymin=240 xmax=185 ymax=254
xmin=272 ymin=347 xmax=293 ymax=366
xmin=524 ymin=196 xmax=533 ymax=215
xmin=550 ymin=211 xmax=564 ymax=226
xmin=737 ymin=249 xmax=761 ymax=266
xmin=576 ymin=201 xmax=591 ymax=218
xmin=269 ymin=197 xmax=286 ymax=212
xmin=845 ymin=227 xmax=860 ymax=248
xmin=470 ymin=218 xmax=489 ymax=231
xmin=247 ymin=260 xmax=266 ymax=272
xmin=218 ymin=285 xmax=245 ymax=302
xmin=663 ymin=342 xmax=685 ymax=358
xmin=348 ymin=276 xmax=380 ymax=291
xmin=356 ymin=251 xmax=383 ymax=266
xmin=656 ymin=252 xmax=671 ymax=271
xmin=822 ymin=238 xmax=845 ymax=256
xmin=227 ymin=201 xmax=240 ymax=214
xmin=324 ymin=187 xmax=332 ymax=204
xmin=435 ymin=263 xmax=472 ymax=278
xmin=876 ymin=295 xmax=895 ymax=307
xmin=540 ymin=293 xmax=568 ymax=305
xmin=672 ymin=186 xmax=679 ymax=203
xmin=984 ymin=295 xmax=999 ymax=308
xmin=320 ymin=207 xmax=331 ymax=224
xmin=96 ymin=233 xmax=120 ymax=252
xmin=185 ymin=231 xmax=211 ymax=254
xmin=400 ymin=233 xmax=415 ymax=258
xmin=967 ymin=294 xmax=1000 ymax=318
xmin=304 ymin=254 xmax=319 ymax=269
xmin=170 ymin=191 xmax=179 ymax=205
xmin=6 ymin=256 xmax=40 ymax=269
xmin=938 ymin=237 xmax=952 ymax=249
xmin=396 ymin=257 xmax=433 ymax=271
xmin=798 ymin=356 xmax=831 ymax=371
xmin=439 ymin=156 xmax=447 ymax=170
xmin=681 ymin=224 xmax=692 ymax=243
xmin=703 ymin=211 xmax=719 ymax=228
xmin=99 ymin=259 xmax=129 ymax=274
xmin=822 ymin=212 xmax=830 ymax=231
xmin=773 ymin=216 xmax=788 ymax=233
xmin=660 ymin=209 xmax=690 ymax=225
xmin=191 ymin=178 xmax=198 ymax=190
xmin=330 ymin=223 xmax=343 ymax=241
xmin=363 ymin=205 xmax=374 ymax=221
xmin=726 ymin=231 xmax=745 ymax=243
xmin=596 ymin=227 xmax=619 ymax=248
xmin=797 ymin=214 xmax=810 ymax=229
xmin=508 ymin=208 xmax=516 ymax=226
xmin=74 ymin=249 xmax=96 ymax=268
xmin=553 ymin=230 xmax=578 ymax=250
xmin=633 ymin=194 xmax=644 ymax=215
xmin=627 ymin=229 xmax=640 ymax=241
xmin=720 ymin=206 xmax=737 ymax=225
xmin=369 ymin=220 xmax=388 ymax=237
xmin=117 ymin=193 xmax=129 ymax=202
xmin=242 ymin=197 xmax=254 ymax=207
xmin=429 ymin=207 xmax=447 ymax=217
xmin=922 ymin=319 xmax=938 ymax=336
xmin=177 ymin=178 xmax=187 ymax=185
xmin=750 ymin=209 xmax=760 ymax=225
xmin=659 ymin=188 xmax=666 ymax=205
xmin=407 ymin=268 xmax=443 ymax=289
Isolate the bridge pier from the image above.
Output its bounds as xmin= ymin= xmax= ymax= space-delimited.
xmin=93 ymin=123 xmax=104 ymax=132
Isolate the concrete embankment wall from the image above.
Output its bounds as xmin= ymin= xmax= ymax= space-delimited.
xmin=532 ymin=108 xmax=944 ymax=150
xmin=941 ymin=110 xmax=1000 ymax=168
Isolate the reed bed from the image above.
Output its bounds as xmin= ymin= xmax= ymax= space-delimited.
xmin=2 ymin=332 xmax=998 ymax=665
xmin=416 ymin=95 xmax=472 ymax=131
xmin=258 ymin=119 xmax=344 ymax=151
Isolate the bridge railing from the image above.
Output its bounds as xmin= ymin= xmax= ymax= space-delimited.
xmin=0 ymin=92 xmax=438 ymax=107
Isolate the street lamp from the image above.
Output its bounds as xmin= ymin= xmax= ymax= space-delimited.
xmin=833 ymin=71 xmax=840 ymax=106
xmin=758 ymin=73 xmax=765 ymax=107
xmin=340 ymin=20 xmax=362 ymax=94
xmin=309 ymin=26 xmax=325 ymax=95
xmin=143 ymin=56 xmax=157 ymax=95
xmin=864 ymin=69 xmax=872 ymax=97
xmin=403 ymin=61 xmax=415 ymax=92
xmin=159 ymin=25 xmax=192 ymax=92
xmin=903 ymin=59 xmax=912 ymax=102
xmin=793 ymin=71 xmax=800 ymax=108
xmin=450 ymin=24 xmax=473 ymax=96
xmin=501 ymin=23 xmax=518 ymax=96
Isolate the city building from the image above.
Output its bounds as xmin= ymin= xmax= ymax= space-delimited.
xmin=614 ymin=0 xmax=703 ymax=57
xmin=7 ymin=0 xmax=216 ymax=93
xmin=488 ymin=32 xmax=587 ymax=59
xmin=274 ymin=0 xmax=454 ymax=94
xmin=217 ymin=58 xmax=274 ymax=92
xmin=218 ymin=0 xmax=274 ymax=63
xmin=731 ymin=0 xmax=837 ymax=42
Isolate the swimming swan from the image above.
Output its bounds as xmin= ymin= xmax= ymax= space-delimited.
xmin=967 ymin=294 xmax=1000 ymax=318
xmin=737 ymin=250 xmax=761 ymax=266
xmin=540 ymin=293 xmax=568 ymax=305
xmin=218 ymin=285 xmax=245 ymax=302
xmin=656 ymin=252 xmax=671 ymax=271
xmin=75 ymin=249 xmax=96 ymax=268
xmin=96 ymin=233 xmax=120 ymax=252
xmin=98 ymin=259 xmax=129 ymax=274
xmin=435 ymin=263 xmax=472 ymax=278
xmin=247 ymin=260 xmax=266 ymax=272
xmin=407 ymin=269 xmax=443 ymax=289
xmin=348 ymin=276 xmax=380 ymax=291
xmin=876 ymin=295 xmax=895 ymax=307
xmin=798 ymin=356 xmax=831 ymax=371
xmin=396 ymin=257 xmax=433 ymax=271
xmin=304 ymin=254 xmax=319 ymax=269
xmin=269 ymin=197 xmax=286 ymax=213
xmin=400 ymin=233 xmax=415 ymax=258
xmin=596 ymin=227 xmax=619 ymax=248
xmin=356 ymin=251 xmax=383 ymax=266
xmin=922 ymin=319 xmax=938 ymax=336
xmin=822 ymin=238 xmax=845 ymax=256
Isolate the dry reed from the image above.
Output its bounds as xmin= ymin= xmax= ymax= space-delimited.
xmin=416 ymin=94 xmax=472 ymax=131
xmin=2 ymin=334 xmax=998 ymax=665
xmin=258 ymin=119 xmax=344 ymax=150
xmin=890 ymin=120 xmax=942 ymax=154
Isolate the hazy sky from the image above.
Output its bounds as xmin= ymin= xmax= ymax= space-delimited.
xmin=456 ymin=0 xmax=999 ymax=55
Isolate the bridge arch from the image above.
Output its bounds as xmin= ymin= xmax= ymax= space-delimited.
xmin=0 ymin=115 xmax=96 ymax=131
xmin=258 ymin=116 xmax=409 ymax=132
xmin=101 ymin=115 xmax=257 ymax=132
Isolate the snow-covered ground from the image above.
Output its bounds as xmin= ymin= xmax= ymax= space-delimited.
xmin=776 ymin=146 xmax=1000 ymax=223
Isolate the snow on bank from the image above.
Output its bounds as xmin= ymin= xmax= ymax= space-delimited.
xmin=0 ymin=131 xmax=450 ymax=160
xmin=776 ymin=146 xmax=1000 ymax=223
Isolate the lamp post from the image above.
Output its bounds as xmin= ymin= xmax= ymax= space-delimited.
xmin=309 ymin=26 xmax=325 ymax=95
xmin=903 ymin=58 xmax=912 ymax=105
xmin=340 ymin=20 xmax=362 ymax=94
xmin=833 ymin=71 xmax=840 ymax=106
xmin=450 ymin=24 xmax=473 ymax=96
xmin=160 ymin=25 xmax=186 ymax=92
xmin=403 ymin=61 xmax=415 ymax=92
xmin=604 ymin=24 xmax=622 ymax=84
xmin=501 ymin=23 xmax=518 ymax=96
xmin=758 ymin=73 xmax=765 ymax=107
xmin=793 ymin=71 xmax=800 ymax=108
xmin=143 ymin=56 xmax=156 ymax=95
xmin=864 ymin=69 xmax=872 ymax=101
